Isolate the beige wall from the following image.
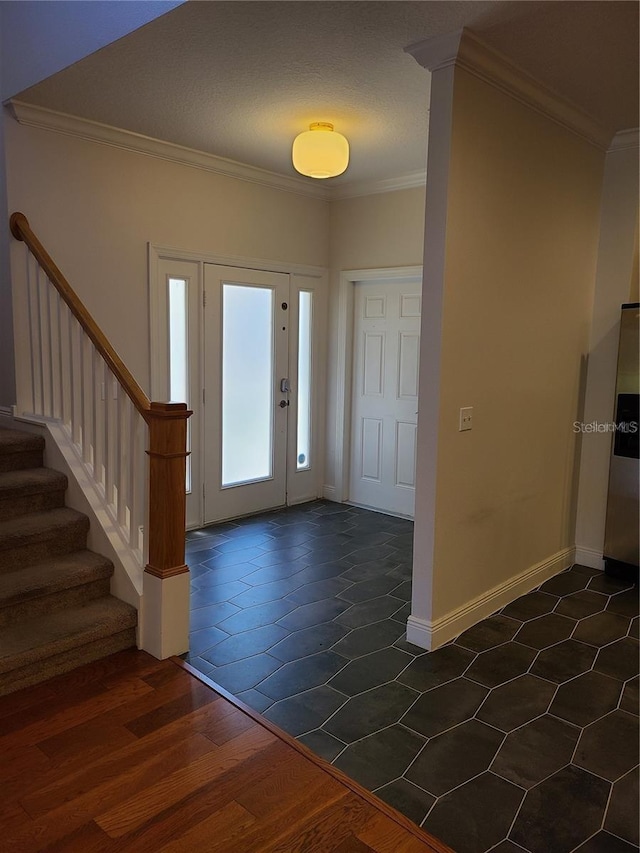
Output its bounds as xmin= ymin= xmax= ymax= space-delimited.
xmin=329 ymin=189 xmax=426 ymax=272
xmin=323 ymin=188 xmax=426 ymax=491
xmin=413 ymin=65 xmax=605 ymax=635
xmin=5 ymin=117 xmax=329 ymax=392
xmin=4 ymin=115 xmax=425 ymax=504
xmin=574 ymin=138 xmax=639 ymax=566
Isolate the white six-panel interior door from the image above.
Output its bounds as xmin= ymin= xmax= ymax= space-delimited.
xmin=349 ymin=277 xmax=421 ymax=518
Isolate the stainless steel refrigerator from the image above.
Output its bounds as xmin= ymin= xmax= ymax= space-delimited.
xmin=604 ymin=303 xmax=639 ymax=582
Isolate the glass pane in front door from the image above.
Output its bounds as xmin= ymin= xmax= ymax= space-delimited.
xmin=296 ymin=290 xmax=313 ymax=470
xmin=203 ymin=264 xmax=289 ymax=524
xmin=222 ymin=284 xmax=274 ymax=486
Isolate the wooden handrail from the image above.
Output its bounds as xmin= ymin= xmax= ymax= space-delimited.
xmin=11 ymin=211 xmax=193 ymax=590
xmin=10 ymin=212 xmax=152 ymax=420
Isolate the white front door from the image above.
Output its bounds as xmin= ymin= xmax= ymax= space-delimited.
xmin=349 ymin=278 xmax=421 ymax=517
xmin=203 ymin=264 xmax=290 ymax=523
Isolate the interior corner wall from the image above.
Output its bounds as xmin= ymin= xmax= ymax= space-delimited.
xmin=416 ymin=66 xmax=605 ymax=636
xmin=574 ymin=140 xmax=640 ymax=567
xmin=323 ymin=187 xmax=426 ymax=492
xmin=4 ymin=117 xmax=329 ymax=394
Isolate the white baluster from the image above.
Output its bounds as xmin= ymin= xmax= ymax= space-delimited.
xmin=129 ymin=411 xmax=145 ymax=553
xmin=69 ymin=318 xmax=81 ymax=446
xmin=49 ymin=287 xmax=63 ymax=420
xmin=24 ymin=250 xmax=38 ymax=415
xmin=104 ymin=372 xmax=116 ymax=506
xmin=40 ymin=269 xmax=53 ymax=418
xmin=29 ymin=256 xmax=44 ymax=415
xmin=81 ymin=334 xmax=93 ymax=465
xmin=116 ymin=388 xmax=128 ymax=526
xmin=92 ymin=350 xmax=105 ymax=487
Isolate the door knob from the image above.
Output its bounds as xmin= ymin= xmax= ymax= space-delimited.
xmin=279 ymin=400 xmax=290 ymax=408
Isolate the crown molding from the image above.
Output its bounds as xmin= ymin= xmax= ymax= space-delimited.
xmin=331 ymin=170 xmax=426 ymax=200
xmin=8 ymin=100 xmax=332 ymax=201
xmin=405 ymin=28 xmax=612 ymax=151
xmin=8 ymin=100 xmax=426 ymax=202
xmin=608 ymin=128 xmax=640 ymax=152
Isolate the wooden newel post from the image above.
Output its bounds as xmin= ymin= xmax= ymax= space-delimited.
xmin=144 ymin=401 xmax=192 ymax=580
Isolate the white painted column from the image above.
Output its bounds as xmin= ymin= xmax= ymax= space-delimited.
xmin=404 ymin=39 xmax=458 ymax=651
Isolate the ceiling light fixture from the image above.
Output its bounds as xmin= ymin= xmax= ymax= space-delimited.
xmin=292 ymin=122 xmax=349 ymax=179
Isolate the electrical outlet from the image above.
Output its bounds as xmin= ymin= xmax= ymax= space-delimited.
xmin=459 ymin=407 xmax=473 ymax=431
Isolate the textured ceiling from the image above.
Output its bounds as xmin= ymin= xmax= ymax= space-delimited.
xmin=14 ymin=1 xmax=640 ymax=187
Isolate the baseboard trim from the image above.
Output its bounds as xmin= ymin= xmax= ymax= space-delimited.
xmin=322 ymin=485 xmax=339 ymax=502
xmin=406 ymin=547 xmax=576 ymax=651
xmin=574 ymin=546 xmax=604 ymax=571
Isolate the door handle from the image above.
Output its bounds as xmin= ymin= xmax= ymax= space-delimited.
xmin=280 ymin=378 xmax=291 ymax=393
xmin=279 ymin=399 xmax=290 ymax=408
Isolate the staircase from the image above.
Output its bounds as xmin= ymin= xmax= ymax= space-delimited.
xmin=0 ymin=428 xmax=137 ymax=696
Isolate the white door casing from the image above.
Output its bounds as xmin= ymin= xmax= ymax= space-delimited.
xmin=150 ymin=247 xmax=327 ymax=529
xmin=349 ymin=276 xmax=421 ymax=517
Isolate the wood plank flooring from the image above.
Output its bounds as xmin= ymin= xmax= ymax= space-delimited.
xmin=0 ymin=649 xmax=454 ymax=853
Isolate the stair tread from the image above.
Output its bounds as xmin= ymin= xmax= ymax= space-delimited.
xmin=0 ymin=597 xmax=137 ymax=673
xmin=0 ymin=430 xmax=44 ymax=454
xmin=0 ymin=467 xmax=68 ymax=498
xmin=0 ymin=507 xmax=89 ymax=548
xmin=0 ymin=551 xmax=113 ymax=607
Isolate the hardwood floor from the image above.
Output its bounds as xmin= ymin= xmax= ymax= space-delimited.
xmin=0 ymin=649 xmax=454 ymax=852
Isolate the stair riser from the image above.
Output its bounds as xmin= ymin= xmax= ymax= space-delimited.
xmin=0 ymin=519 xmax=90 ymax=573
xmin=0 ymin=578 xmax=112 ymax=628
xmin=0 ymin=628 xmax=137 ymax=696
xmin=0 ymin=450 xmax=44 ymax=474
xmin=0 ymin=489 xmax=66 ymax=521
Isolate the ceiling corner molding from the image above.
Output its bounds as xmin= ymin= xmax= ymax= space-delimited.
xmin=331 ymin=170 xmax=426 ymax=200
xmin=405 ymin=29 xmax=464 ymax=73
xmin=405 ymin=28 xmax=611 ymax=151
xmin=608 ymin=128 xmax=640 ymax=152
xmin=8 ymin=100 xmax=332 ymax=201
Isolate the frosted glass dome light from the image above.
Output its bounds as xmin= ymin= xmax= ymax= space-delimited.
xmin=292 ymin=122 xmax=349 ymax=179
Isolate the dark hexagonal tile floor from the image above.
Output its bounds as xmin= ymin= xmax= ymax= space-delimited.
xmin=531 ymin=638 xmax=597 ymax=683
xmin=183 ymin=504 xmax=640 ymax=853
xmin=574 ymin=710 xmax=640 ymax=782
xmin=477 ymin=674 xmax=556 ymax=731
xmin=401 ymin=677 xmax=488 ymax=737
xmin=605 ymin=767 xmax=639 ymax=847
xmin=423 ymin=772 xmax=524 ymax=853
xmin=491 ymin=714 xmax=580 ymax=788
xmin=466 ymin=641 xmax=537 ymax=687
xmin=549 ymin=670 xmax=623 ymax=727
xmin=405 ymin=718 xmax=505 ymax=796
xmin=397 ymin=643 xmax=476 ymax=691
xmin=332 ymin=723 xmax=426 ymax=790
xmin=455 ymin=614 xmax=520 ymax=651
xmin=510 ymin=765 xmax=610 ymax=853
xmin=594 ymin=637 xmax=640 ymax=682
xmin=514 ymin=612 xmax=576 ymax=649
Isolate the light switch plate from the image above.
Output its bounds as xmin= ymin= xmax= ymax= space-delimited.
xmin=459 ymin=407 xmax=473 ymax=431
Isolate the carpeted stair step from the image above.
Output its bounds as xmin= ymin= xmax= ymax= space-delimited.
xmin=0 ymin=551 xmax=114 ymax=628
xmin=0 ymin=467 xmax=68 ymax=520
xmin=0 ymin=596 xmax=137 ymax=696
xmin=0 ymin=429 xmax=44 ymax=473
xmin=0 ymin=507 xmax=90 ymax=573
